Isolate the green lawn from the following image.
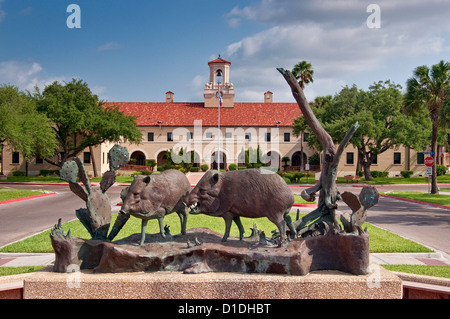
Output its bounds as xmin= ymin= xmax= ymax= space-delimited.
xmin=0 ymin=212 xmax=432 ymax=254
xmin=0 ymin=188 xmax=48 ymax=202
xmin=5 ymin=176 xmax=66 ymax=183
xmin=2 ymin=213 xmax=446 ymax=278
xmin=381 ymin=191 xmax=450 ymax=206
xmin=294 ymin=194 xmax=316 ymax=205
xmin=382 ymin=264 xmax=450 ymax=279
xmin=0 ymin=266 xmax=45 ymax=277
xmin=351 ymin=174 xmax=450 ymax=185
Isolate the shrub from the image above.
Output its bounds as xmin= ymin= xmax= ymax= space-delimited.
xmin=132 ymin=170 xmax=152 ymax=176
xmin=39 ymin=169 xmax=59 ymax=176
xmin=12 ymin=170 xmax=26 ymax=176
xmin=190 ymin=167 xmax=200 ymax=172
xmin=285 ymin=172 xmax=304 ymax=183
xmin=436 ymin=164 xmax=447 ymax=176
xmin=400 ymin=170 xmax=413 ymax=178
xmin=200 ymin=164 xmax=209 ymax=172
xmin=371 ymin=170 xmax=389 ymax=178
xmin=228 ymin=163 xmax=237 ymax=171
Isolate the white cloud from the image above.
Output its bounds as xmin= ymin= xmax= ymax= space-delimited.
xmin=222 ymin=0 xmax=450 ymax=102
xmin=0 ymin=60 xmax=66 ymax=93
xmin=97 ymin=42 xmax=123 ymax=52
xmin=0 ymin=0 xmax=6 ymax=23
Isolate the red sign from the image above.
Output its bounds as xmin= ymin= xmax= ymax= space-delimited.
xmin=424 ymin=156 xmax=434 ymax=167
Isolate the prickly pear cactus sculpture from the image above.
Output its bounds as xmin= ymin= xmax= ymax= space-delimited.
xmin=60 ymin=145 xmax=129 ymax=240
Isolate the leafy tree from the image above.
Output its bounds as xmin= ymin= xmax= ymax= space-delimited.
xmin=34 ymin=79 xmax=142 ymax=171
xmin=0 ymin=85 xmax=56 ymax=175
xmin=292 ymin=61 xmax=314 ymax=89
xmin=405 ymin=60 xmax=450 ymax=193
xmin=295 ymin=81 xmax=431 ymax=180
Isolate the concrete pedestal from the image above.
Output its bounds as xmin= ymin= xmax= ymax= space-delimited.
xmin=23 ymin=265 xmax=402 ymax=299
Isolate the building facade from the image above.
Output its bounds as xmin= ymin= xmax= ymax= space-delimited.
xmin=1 ymin=57 xmax=441 ymax=178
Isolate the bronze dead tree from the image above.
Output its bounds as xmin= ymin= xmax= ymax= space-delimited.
xmin=277 ymin=68 xmax=377 ymax=236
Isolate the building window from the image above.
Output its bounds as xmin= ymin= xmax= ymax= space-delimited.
xmin=284 ymin=133 xmax=290 ymax=142
xmin=187 ymin=132 xmax=193 ymax=141
xmin=167 ymin=132 xmax=173 ymax=142
xmin=245 ymin=133 xmax=251 ymax=142
xmin=394 ymin=152 xmax=401 ymax=165
xmin=346 ymin=152 xmax=354 ymax=165
xmin=372 ymin=154 xmax=378 ymax=165
xmin=303 ymin=132 xmax=309 ymax=142
xmin=83 ymin=152 xmax=91 ymax=164
xmin=36 ymin=157 xmax=44 ymax=164
xmin=148 ymin=132 xmax=154 ymax=142
xmin=265 ymin=132 xmax=271 ymax=142
xmin=225 ymin=132 xmax=232 ymax=139
xmin=206 ymin=132 xmax=213 ymax=139
xmin=417 ymin=152 xmax=425 ymax=165
xmin=12 ymin=152 xmax=19 ymax=164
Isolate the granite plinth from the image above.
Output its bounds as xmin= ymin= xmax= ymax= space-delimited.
xmin=23 ymin=265 xmax=402 ymax=299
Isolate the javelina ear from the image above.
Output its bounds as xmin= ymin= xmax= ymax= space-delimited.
xmin=212 ymin=173 xmax=219 ymax=183
xmin=144 ymin=176 xmax=151 ymax=184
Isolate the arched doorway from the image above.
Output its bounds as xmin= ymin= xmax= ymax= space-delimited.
xmin=291 ymin=151 xmax=307 ymax=170
xmin=211 ymin=151 xmax=226 ymax=170
xmin=157 ymin=151 xmax=168 ymax=167
xmin=130 ymin=151 xmax=146 ymax=166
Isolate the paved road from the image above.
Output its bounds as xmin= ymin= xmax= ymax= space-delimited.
xmin=0 ymin=183 xmax=123 ymax=248
xmin=1 ymin=182 xmax=450 ymax=258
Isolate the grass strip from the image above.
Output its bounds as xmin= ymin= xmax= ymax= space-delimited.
xmin=382 ymin=264 xmax=450 ymax=279
xmin=381 ymin=191 xmax=450 ymax=206
xmin=0 ymin=189 xmax=48 ymax=202
xmin=0 ymin=266 xmax=45 ymax=277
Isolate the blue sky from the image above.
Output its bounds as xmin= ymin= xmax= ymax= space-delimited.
xmin=0 ymin=0 xmax=449 ymax=103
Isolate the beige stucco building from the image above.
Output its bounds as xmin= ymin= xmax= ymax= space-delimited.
xmin=1 ymin=57 xmax=442 ymax=178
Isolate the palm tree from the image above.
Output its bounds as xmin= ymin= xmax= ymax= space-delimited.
xmin=292 ymin=61 xmax=314 ymax=89
xmin=404 ymin=60 xmax=450 ymax=194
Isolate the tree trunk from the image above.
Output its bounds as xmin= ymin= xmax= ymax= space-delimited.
xmin=277 ymin=68 xmax=359 ymax=233
xmin=89 ymin=145 xmax=98 ymax=177
xmin=358 ymin=147 xmax=373 ymax=181
xmin=431 ymin=117 xmax=439 ymax=194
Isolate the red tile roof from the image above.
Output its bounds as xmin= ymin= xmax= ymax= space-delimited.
xmin=208 ymin=58 xmax=231 ymax=65
xmin=112 ymin=102 xmax=301 ymax=127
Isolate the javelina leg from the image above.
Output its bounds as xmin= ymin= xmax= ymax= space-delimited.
xmin=157 ymin=216 xmax=166 ymax=238
xmin=140 ymin=219 xmax=148 ymax=245
xmin=176 ymin=208 xmax=188 ymax=235
xmin=222 ymin=214 xmax=234 ymax=242
xmin=233 ymin=216 xmax=245 ymax=240
xmin=271 ymin=216 xmax=287 ymax=243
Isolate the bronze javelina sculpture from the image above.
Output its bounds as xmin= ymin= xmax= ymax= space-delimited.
xmin=108 ymin=169 xmax=191 ymax=245
xmin=184 ymin=169 xmax=296 ymax=242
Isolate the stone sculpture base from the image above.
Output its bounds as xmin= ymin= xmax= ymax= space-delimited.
xmin=51 ymin=227 xmax=370 ymax=276
xmin=23 ymin=266 xmax=402 ymax=299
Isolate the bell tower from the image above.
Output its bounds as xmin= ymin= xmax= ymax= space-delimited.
xmin=204 ymin=55 xmax=235 ymax=108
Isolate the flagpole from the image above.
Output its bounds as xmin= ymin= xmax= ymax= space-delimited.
xmin=217 ymin=81 xmax=221 ymax=171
